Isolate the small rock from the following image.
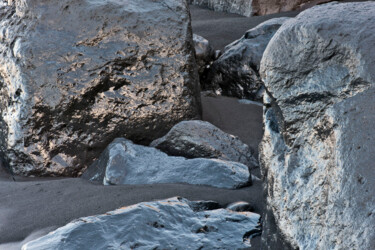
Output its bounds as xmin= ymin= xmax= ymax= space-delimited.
xmin=22 ymin=197 xmax=261 ymax=249
xmin=150 ymin=120 xmax=258 ymax=168
xmin=193 ymin=34 xmax=214 ymax=74
xmin=82 ymin=138 xmax=251 ymax=189
xmin=227 ymin=201 xmax=253 ymax=212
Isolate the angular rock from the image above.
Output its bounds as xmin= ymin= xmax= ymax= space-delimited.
xmin=193 ymin=34 xmax=214 ymax=74
xmin=260 ymin=2 xmax=375 ymax=249
xmin=0 ymin=0 xmax=200 ymax=176
xmin=203 ymin=17 xmax=290 ymax=100
xmin=22 ymin=197 xmax=261 ymax=249
xmin=188 ymin=0 xmax=254 ymax=17
xmin=82 ymin=138 xmax=251 ymax=189
xmin=150 ymin=120 xmax=258 ymax=168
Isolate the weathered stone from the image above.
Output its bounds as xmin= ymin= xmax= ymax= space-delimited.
xmin=193 ymin=34 xmax=214 ymax=74
xmin=82 ymin=138 xmax=251 ymax=189
xmin=203 ymin=17 xmax=290 ymax=100
xmin=188 ymin=0 xmax=254 ymax=17
xmin=22 ymin=197 xmax=261 ymax=249
xmin=150 ymin=120 xmax=258 ymax=168
xmin=260 ymin=2 xmax=375 ymax=249
xmin=0 ymin=0 xmax=200 ymax=176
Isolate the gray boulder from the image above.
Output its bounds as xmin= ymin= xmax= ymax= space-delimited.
xmin=22 ymin=197 xmax=261 ymax=249
xmin=193 ymin=34 xmax=214 ymax=74
xmin=150 ymin=120 xmax=258 ymax=168
xmin=260 ymin=2 xmax=375 ymax=249
xmin=0 ymin=0 xmax=200 ymax=176
xmin=82 ymin=138 xmax=251 ymax=189
xmin=188 ymin=0 xmax=254 ymax=17
xmin=203 ymin=17 xmax=290 ymax=100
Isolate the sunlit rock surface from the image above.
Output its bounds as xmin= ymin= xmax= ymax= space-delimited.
xmin=82 ymin=138 xmax=251 ymax=189
xmin=204 ymin=17 xmax=290 ymax=100
xmin=22 ymin=197 xmax=261 ymax=249
xmin=260 ymin=2 xmax=375 ymax=249
xmin=0 ymin=0 xmax=200 ymax=176
xmin=151 ymin=120 xmax=258 ymax=168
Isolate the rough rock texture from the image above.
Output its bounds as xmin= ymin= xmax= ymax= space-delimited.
xmin=260 ymin=2 xmax=375 ymax=249
xmin=193 ymin=34 xmax=214 ymax=75
xmin=82 ymin=138 xmax=251 ymax=189
xmin=22 ymin=197 xmax=261 ymax=249
xmin=188 ymin=0 xmax=254 ymax=17
xmin=150 ymin=120 xmax=258 ymax=168
xmin=203 ymin=17 xmax=290 ymax=100
xmin=0 ymin=0 xmax=200 ymax=176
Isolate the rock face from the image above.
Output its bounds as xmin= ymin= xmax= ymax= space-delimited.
xmin=150 ymin=120 xmax=258 ymax=168
xmin=22 ymin=197 xmax=261 ymax=249
xmin=0 ymin=0 xmax=200 ymax=176
xmin=82 ymin=138 xmax=251 ymax=189
xmin=203 ymin=17 xmax=290 ymax=100
xmin=193 ymin=34 xmax=214 ymax=75
xmin=189 ymin=0 xmax=334 ymax=16
xmin=188 ymin=0 xmax=254 ymax=17
xmin=260 ymin=2 xmax=375 ymax=249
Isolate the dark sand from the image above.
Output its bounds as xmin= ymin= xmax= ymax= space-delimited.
xmin=0 ymin=5 xmax=292 ymax=249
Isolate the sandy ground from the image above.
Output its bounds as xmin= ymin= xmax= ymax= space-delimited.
xmin=0 ymin=4 xmax=300 ymax=249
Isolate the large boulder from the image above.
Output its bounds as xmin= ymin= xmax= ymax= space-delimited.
xmin=150 ymin=120 xmax=258 ymax=168
xmin=22 ymin=197 xmax=261 ymax=249
xmin=203 ymin=17 xmax=290 ymax=100
xmin=0 ymin=0 xmax=200 ymax=176
xmin=260 ymin=2 xmax=375 ymax=249
xmin=82 ymin=138 xmax=251 ymax=189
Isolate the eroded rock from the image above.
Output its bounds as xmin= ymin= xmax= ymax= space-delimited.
xmin=0 ymin=0 xmax=200 ymax=176
xmin=203 ymin=17 xmax=290 ymax=100
xmin=22 ymin=197 xmax=261 ymax=249
xmin=150 ymin=120 xmax=258 ymax=168
xmin=82 ymin=138 xmax=251 ymax=189
xmin=260 ymin=2 xmax=375 ymax=249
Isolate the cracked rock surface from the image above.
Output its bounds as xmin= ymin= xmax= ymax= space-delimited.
xmin=260 ymin=2 xmax=375 ymax=249
xmin=22 ymin=197 xmax=261 ymax=250
xmin=82 ymin=138 xmax=251 ymax=189
xmin=188 ymin=0 xmax=254 ymax=17
xmin=204 ymin=17 xmax=290 ymax=100
xmin=150 ymin=120 xmax=258 ymax=169
xmin=0 ymin=0 xmax=200 ymax=176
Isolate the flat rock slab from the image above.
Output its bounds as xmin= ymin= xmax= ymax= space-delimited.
xmin=22 ymin=197 xmax=261 ymax=249
xmin=0 ymin=0 xmax=200 ymax=176
xmin=151 ymin=120 xmax=258 ymax=168
xmin=260 ymin=2 xmax=375 ymax=249
xmin=82 ymin=138 xmax=251 ymax=189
